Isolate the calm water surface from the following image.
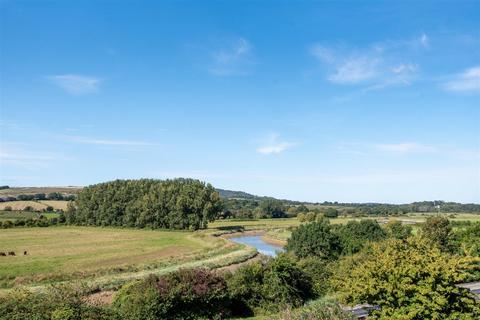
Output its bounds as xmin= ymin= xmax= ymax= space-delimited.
xmin=229 ymin=235 xmax=284 ymax=257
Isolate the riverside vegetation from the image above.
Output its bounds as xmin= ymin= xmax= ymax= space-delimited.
xmin=1 ymin=179 xmax=479 ymax=319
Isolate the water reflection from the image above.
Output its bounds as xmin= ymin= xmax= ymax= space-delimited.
xmin=230 ymin=235 xmax=284 ymax=257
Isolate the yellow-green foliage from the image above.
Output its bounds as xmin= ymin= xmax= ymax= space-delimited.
xmin=334 ymin=237 xmax=480 ymax=319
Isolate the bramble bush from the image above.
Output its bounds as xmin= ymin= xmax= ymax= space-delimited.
xmin=114 ymin=269 xmax=232 ymax=320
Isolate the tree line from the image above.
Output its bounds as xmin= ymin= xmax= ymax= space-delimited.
xmin=66 ymin=179 xmax=222 ymax=230
xmin=220 ymin=198 xmax=480 ymax=219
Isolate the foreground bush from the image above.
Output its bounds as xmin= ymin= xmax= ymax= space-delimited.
xmin=227 ymin=254 xmax=314 ymax=314
xmin=0 ymin=284 xmax=117 ymax=320
xmin=333 ymin=237 xmax=480 ymax=319
xmin=114 ymin=269 xmax=232 ymax=319
xmin=276 ymin=299 xmax=355 ymax=320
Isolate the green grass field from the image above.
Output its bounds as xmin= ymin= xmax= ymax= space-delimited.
xmin=0 ymin=226 xmax=256 ymax=290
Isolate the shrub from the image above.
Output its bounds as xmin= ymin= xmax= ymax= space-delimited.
xmin=276 ymin=299 xmax=355 ymax=320
xmin=385 ymin=220 xmax=412 ymax=240
xmin=23 ymin=206 xmax=34 ymax=212
xmin=286 ymin=219 xmax=341 ymax=260
xmin=324 ymin=208 xmax=338 ymax=218
xmin=305 ymin=212 xmax=316 ymax=222
xmin=0 ymin=284 xmax=117 ymax=320
xmin=297 ymin=257 xmax=332 ymax=297
xmin=261 ymin=254 xmax=313 ymax=312
xmin=2 ymin=220 xmax=13 ymax=228
xmin=227 ymin=254 xmax=314 ymax=314
xmin=4 ymin=206 xmax=12 ymax=211
xmin=114 ymin=269 xmax=232 ymax=319
xmin=297 ymin=213 xmax=306 ymax=222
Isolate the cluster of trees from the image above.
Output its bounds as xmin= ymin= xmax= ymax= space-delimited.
xmin=220 ymin=198 xmax=289 ymax=219
xmin=0 ymin=192 xmax=75 ymax=202
xmin=67 ymin=179 xmax=222 ymax=230
xmin=285 ymin=217 xmax=480 ymax=319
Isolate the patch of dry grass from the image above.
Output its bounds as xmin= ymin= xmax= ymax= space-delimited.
xmin=0 ymin=200 xmax=68 ymax=211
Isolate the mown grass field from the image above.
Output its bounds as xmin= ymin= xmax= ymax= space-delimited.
xmin=0 ymin=200 xmax=69 ymax=211
xmin=0 ymin=226 xmax=256 ymax=291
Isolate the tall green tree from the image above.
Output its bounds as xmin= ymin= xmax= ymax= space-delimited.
xmin=334 ymin=237 xmax=480 ymax=319
xmin=259 ymin=198 xmax=286 ymax=218
xmin=421 ymin=216 xmax=457 ymax=252
xmin=336 ymin=220 xmax=387 ymax=255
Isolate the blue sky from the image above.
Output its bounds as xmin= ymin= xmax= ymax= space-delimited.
xmin=1 ymin=0 xmax=479 ymax=203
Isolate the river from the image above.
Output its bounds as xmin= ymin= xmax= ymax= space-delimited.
xmin=229 ymin=235 xmax=284 ymax=257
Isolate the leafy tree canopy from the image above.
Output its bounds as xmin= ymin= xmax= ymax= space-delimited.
xmin=69 ymin=178 xmax=222 ymax=230
xmin=286 ymin=219 xmax=341 ymax=260
xmin=334 ymin=237 xmax=480 ymax=319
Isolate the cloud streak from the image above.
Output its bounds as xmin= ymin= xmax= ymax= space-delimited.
xmin=0 ymin=145 xmax=69 ymax=168
xmin=443 ymin=66 xmax=480 ymax=93
xmin=257 ymin=134 xmax=295 ymax=155
xmin=376 ymin=142 xmax=436 ymax=154
xmin=63 ymin=135 xmax=157 ymax=146
xmin=209 ymin=38 xmax=253 ymax=76
xmin=47 ymin=74 xmax=102 ymax=95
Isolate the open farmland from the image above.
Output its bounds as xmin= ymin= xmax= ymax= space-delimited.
xmin=0 ymin=200 xmax=69 ymax=211
xmin=210 ymin=213 xmax=480 ymax=230
xmin=0 ymin=187 xmax=81 ymax=197
xmin=0 ymin=226 xmax=256 ymax=290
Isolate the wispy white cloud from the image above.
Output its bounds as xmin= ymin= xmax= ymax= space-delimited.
xmin=310 ymin=34 xmax=425 ymax=89
xmin=257 ymin=134 xmax=295 ymax=155
xmin=0 ymin=145 xmax=69 ymax=168
xmin=419 ymin=33 xmax=429 ymax=48
xmin=47 ymin=74 xmax=102 ymax=95
xmin=375 ymin=142 xmax=436 ymax=154
xmin=63 ymin=135 xmax=157 ymax=146
xmin=328 ymin=55 xmax=380 ymax=84
xmin=443 ymin=66 xmax=480 ymax=93
xmin=209 ymin=38 xmax=253 ymax=76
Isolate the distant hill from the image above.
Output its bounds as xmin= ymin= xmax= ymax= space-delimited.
xmin=0 ymin=186 xmax=82 ymax=198
xmin=216 ymin=189 xmax=258 ymax=200
xmin=216 ymin=188 xmax=306 ymax=205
